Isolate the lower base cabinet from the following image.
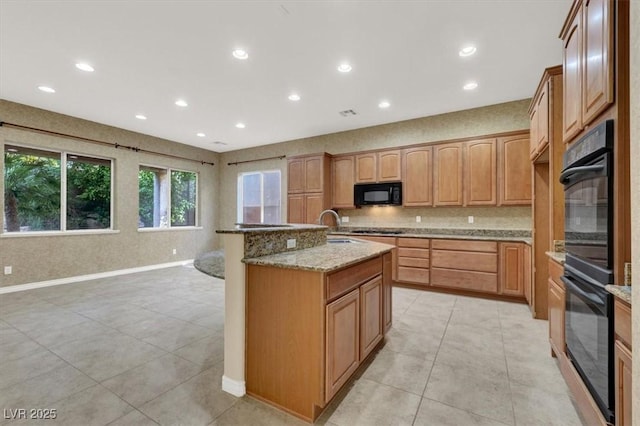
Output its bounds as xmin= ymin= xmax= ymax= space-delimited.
xmin=613 ymin=297 xmax=632 ymax=426
xmin=548 ymin=258 xmax=565 ymax=357
xmin=431 ymin=240 xmax=498 ymax=293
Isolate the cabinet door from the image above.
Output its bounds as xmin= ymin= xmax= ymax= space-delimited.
xmin=355 ymin=153 xmax=376 ymax=183
xmin=614 ymin=340 xmax=632 ymax=426
xmin=377 ymin=150 xmax=401 ymax=182
xmin=382 ymin=252 xmax=392 ymax=333
xmin=304 ymin=156 xmax=324 ymax=193
xmin=582 ymin=0 xmax=613 ymax=125
xmin=287 ymin=194 xmax=305 ymax=224
xmin=402 ymin=147 xmax=432 ymax=206
xmin=332 ymin=156 xmax=355 ymax=209
xmin=536 ymin=81 xmax=550 ymax=152
xmin=360 ymin=276 xmax=383 ymax=361
xmin=500 ymin=243 xmax=523 ymax=296
xmin=529 ymin=108 xmax=539 ymax=158
xmin=548 ymin=278 xmax=566 ymax=357
xmin=433 ymin=143 xmax=463 ymax=206
xmin=524 ymin=244 xmax=532 ymax=304
xmin=498 ymin=135 xmax=532 ymax=205
xmin=288 ymin=158 xmax=305 ymax=193
xmin=326 ymin=289 xmax=360 ymax=403
xmin=464 ymin=139 xmax=497 ymax=206
xmin=305 ymin=194 xmax=325 ymax=225
xmin=562 ymin=7 xmax=583 ymax=143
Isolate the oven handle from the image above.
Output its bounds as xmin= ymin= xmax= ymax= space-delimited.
xmin=559 ymin=164 xmax=604 ymax=184
xmin=561 ymin=276 xmax=606 ymax=309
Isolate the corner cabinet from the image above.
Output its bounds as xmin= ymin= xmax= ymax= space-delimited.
xmin=433 ymin=143 xmax=463 ymax=206
xmin=287 ymin=153 xmax=332 ymax=224
xmin=497 ymin=134 xmax=532 ymax=205
xmin=560 ymin=0 xmax=614 ymax=144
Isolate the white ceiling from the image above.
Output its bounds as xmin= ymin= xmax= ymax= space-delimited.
xmin=0 ymin=0 xmax=572 ymax=153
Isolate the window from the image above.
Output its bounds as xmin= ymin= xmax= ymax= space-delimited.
xmin=138 ymin=166 xmax=198 ymax=228
xmin=237 ymin=171 xmax=281 ymax=224
xmin=3 ymin=145 xmax=112 ymax=232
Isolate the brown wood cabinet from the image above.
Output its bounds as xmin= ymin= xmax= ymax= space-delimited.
xmin=498 ymin=134 xmax=532 ymax=205
xmin=246 ymin=253 xmax=390 ymax=422
xmin=464 ymin=138 xmax=497 ymax=206
xmin=331 ymin=155 xmax=355 ymax=209
xmin=548 ymin=257 xmax=565 ymax=357
xmin=523 ymin=244 xmax=532 ymax=304
xmin=433 ymin=143 xmax=463 ymax=206
xmin=529 ymin=80 xmax=550 ymax=159
xmin=402 ymin=146 xmax=432 ymax=206
xmin=396 ymin=237 xmax=430 ymax=286
xmin=560 ymin=0 xmax=614 ymax=144
xmin=499 ymin=242 xmax=524 ymax=296
xmin=355 ymin=150 xmax=401 ymax=183
xmin=431 ymin=239 xmax=498 ymax=294
xmin=382 ymin=252 xmax=392 ymax=333
xmin=613 ymin=297 xmax=632 ymax=426
xmin=287 ymin=153 xmax=332 ymax=224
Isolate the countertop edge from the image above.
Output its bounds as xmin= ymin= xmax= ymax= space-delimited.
xmin=605 ymin=285 xmax=632 ymax=305
xmin=545 ymin=251 xmax=566 ymax=265
xmin=331 ymin=231 xmax=531 ymax=244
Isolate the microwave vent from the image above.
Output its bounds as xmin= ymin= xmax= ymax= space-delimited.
xmin=339 ymin=109 xmax=357 ymax=117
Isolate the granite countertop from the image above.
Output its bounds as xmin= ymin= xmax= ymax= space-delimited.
xmin=217 ymin=223 xmax=327 ymax=234
xmin=605 ymin=285 xmax=632 ymax=305
xmin=546 ymin=251 xmax=566 ymax=265
xmin=331 ymin=227 xmax=531 ymax=244
xmin=194 ymin=250 xmax=225 ymax=279
xmin=243 ymin=238 xmax=394 ymax=272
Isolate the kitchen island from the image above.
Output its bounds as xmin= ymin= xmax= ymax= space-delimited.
xmin=216 ymin=224 xmax=393 ymax=422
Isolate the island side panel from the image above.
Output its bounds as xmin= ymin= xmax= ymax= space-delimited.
xmin=246 ymin=264 xmax=326 ymax=422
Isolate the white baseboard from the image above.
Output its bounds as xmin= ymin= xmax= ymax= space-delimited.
xmin=0 ymin=260 xmax=194 ymax=294
xmin=221 ymin=375 xmax=246 ymax=397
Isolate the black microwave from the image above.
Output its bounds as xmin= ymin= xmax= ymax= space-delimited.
xmin=354 ymin=182 xmax=402 ymax=206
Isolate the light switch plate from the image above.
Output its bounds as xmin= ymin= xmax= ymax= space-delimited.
xmin=468 ymin=216 xmax=474 ymax=224
xmin=416 ymin=216 xmax=421 ymax=223
xmin=342 ymin=216 xmax=349 ymax=223
xmin=287 ymin=239 xmax=296 ymax=249
xmin=4 ymin=266 xmax=12 ymax=275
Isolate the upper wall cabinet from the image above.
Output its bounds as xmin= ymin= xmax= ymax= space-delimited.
xmin=355 ymin=150 xmax=401 ymax=183
xmin=529 ymin=80 xmax=550 ymax=159
xmin=402 ymin=147 xmax=432 ymax=207
xmin=287 ymin=154 xmax=330 ymax=194
xmin=464 ymin=139 xmax=497 ymax=206
xmin=433 ymin=143 xmax=463 ymax=206
xmin=332 ymin=155 xmax=355 ymax=209
xmin=560 ymin=0 xmax=613 ymax=144
xmin=498 ymin=134 xmax=532 ymax=205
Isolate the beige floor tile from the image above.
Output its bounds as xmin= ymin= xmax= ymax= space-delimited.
xmin=2 ymin=308 xmax=90 ymax=333
xmin=139 ymin=365 xmax=238 ymax=425
xmin=361 ymin=348 xmax=434 ymax=395
xmin=211 ymin=398 xmax=308 ymax=426
xmin=107 ymin=409 xmax=158 ymax=426
xmin=324 ymin=378 xmax=421 ymax=426
xmin=510 ymin=382 xmax=583 ymax=426
xmin=0 ymin=337 xmax=45 ymax=364
xmin=383 ymin=327 xmax=444 ymax=361
xmin=415 ymin=398 xmax=512 ymax=426
xmin=0 ymin=350 xmax=67 ymax=390
xmin=23 ymin=320 xmax=116 ymax=348
xmin=140 ymin=320 xmax=212 ymax=352
xmin=101 ymin=353 xmax=201 ymax=407
xmin=505 ymin=356 xmax=569 ymax=395
xmin=172 ymin=335 xmax=224 ymax=369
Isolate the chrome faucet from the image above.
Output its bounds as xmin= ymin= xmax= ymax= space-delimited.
xmin=317 ymin=209 xmax=341 ymax=226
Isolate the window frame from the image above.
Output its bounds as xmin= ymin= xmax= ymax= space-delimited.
xmin=137 ymin=163 xmax=200 ymax=231
xmin=237 ymin=170 xmax=282 ymax=224
xmin=2 ymin=142 xmax=114 ymax=235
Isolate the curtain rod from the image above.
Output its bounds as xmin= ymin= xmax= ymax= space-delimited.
xmin=227 ymin=155 xmax=286 ymax=166
xmin=0 ymin=121 xmax=215 ymax=166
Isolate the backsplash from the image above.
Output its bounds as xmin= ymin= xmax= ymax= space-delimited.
xmin=337 ymin=206 xmax=531 ymax=230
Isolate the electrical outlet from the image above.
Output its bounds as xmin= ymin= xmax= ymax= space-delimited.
xmin=342 ymin=216 xmax=349 ymax=223
xmin=4 ymin=266 xmax=12 ymax=275
xmin=416 ymin=216 xmax=421 ymax=223
xmin=172 ymin=248 xmax=177 ymax=255
xmin=287 ymin=239 xmax=296 ymax=249
xmin=468 ymin=216 xmax=474 ymax=224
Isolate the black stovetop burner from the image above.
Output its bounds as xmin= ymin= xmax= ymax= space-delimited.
xmin=350 ymin=230 xmax=403 ymax=235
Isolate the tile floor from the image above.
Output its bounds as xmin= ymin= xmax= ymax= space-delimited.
xmin=0 ymin=265 xmax=584 ymax=425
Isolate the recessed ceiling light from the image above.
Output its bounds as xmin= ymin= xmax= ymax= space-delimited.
xmin=378 ymin=101 xmax=390 ymax=109
xmin=135 ymin=114 xmax=147 ymax=120
xmin=232 ymin=49 xmax=248 ymax=60
xmin=463 ymin=81 xmax=478 ymax=90
xmin=337 ymin=63 xmax=352 ymax=73
xmin=175 ymin=99 xmax=188 ymax=107
xmin=196 ymin=132 xmax=206 ymax=137
xmin=288 ymin=93 xmax=301 ymax=101
xmin=38 ymin=86 xmax=55 ymax=93
xmin=235 ymin=122 xmax=246 ymax=129
xmin=459 ymin=46 xmax=477 ymax=57
xmin=75 ymin=62 xmax=94 ymax=72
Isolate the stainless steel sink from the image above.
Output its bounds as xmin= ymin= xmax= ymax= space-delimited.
xmin=327 ymin=238 xmax=361 ymax=244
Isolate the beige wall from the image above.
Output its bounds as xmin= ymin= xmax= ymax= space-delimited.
xmin=630 ymin=0 xmax=639 ymax=419
xmin=0 ymin=100 xmax=220 ymax=287
xmin=219 ymin=99 xmax=532 ymax=230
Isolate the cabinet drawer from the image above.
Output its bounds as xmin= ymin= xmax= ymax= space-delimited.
xmin=327 ymin=257 xmax=381 ymax=301
xmin=431 ymin=239 xmax=497 ymax=252
xmin=548 ymin=258 xmax=564 ymax=285
xmin=397 ymin=257 xmax=429 ymax=269
xmin=397 ymin=238 xmax=430 ymax=249
xmin=397 ymin=267 xmax=430 ymax=285
xmin=431 ymin=268 xmax=498 ymax=293
xmin=397 ymin=247 xmax=429 ymax=259
xmin=431 ymin=250 xmax=497 ymax=273
xmin=614 ymin=299 xmax=632 ymax=349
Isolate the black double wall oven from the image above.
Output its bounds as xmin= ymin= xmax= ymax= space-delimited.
xmin=560 ymin=120 xmax=615 ymax=423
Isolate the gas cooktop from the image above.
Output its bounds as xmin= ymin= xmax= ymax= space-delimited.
xmin=349 ymin=230 xmax=404 ymax=235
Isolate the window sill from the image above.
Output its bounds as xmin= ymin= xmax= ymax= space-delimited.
xmin=1 ymin=229 xmax=121 ymax=238
xmin=138 ymin=226 xmax=203 ymax=233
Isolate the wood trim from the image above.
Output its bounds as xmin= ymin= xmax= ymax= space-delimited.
xmin=431 ymin=239 xmax=497 ymax=252
xmin=528 ymin=65 xmax=563 ymax=114
xmin=359 ymin=276 xmax=383 ymax=360
xmin=614 ymin=298 xmax=632 ymax=349
xmin=558 ymin=351 xmax=608 ymax=426
xmin=614 ymin=340 xmax=632 ymax=426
